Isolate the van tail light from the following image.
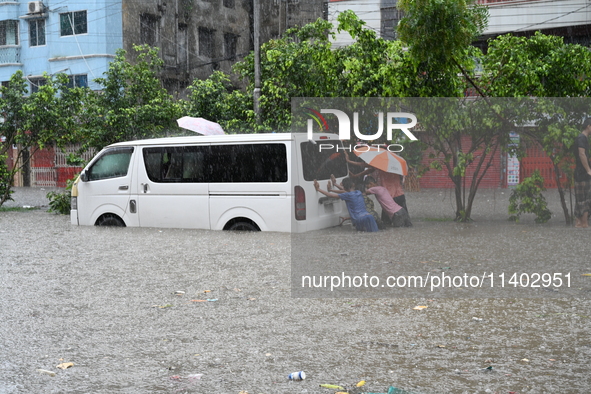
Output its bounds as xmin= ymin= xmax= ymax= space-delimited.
xmin=294 ymin=185 xmax=306 ymax=221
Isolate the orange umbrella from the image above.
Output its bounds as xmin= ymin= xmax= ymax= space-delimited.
xmin=353 ymin=146 xmax=408 ymax=176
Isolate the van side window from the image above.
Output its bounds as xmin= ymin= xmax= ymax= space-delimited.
xmin=143 ymin=146 xmax=208 ymax=182
xmin=300 ymin=141 xmax=347 ymax=181
xmin=143 ymin=144 xmax=288 ymax=183
xmin=87 ymin=148 xmax=134 ymax=181
xmin=209 ymin=144 xmax=287 ymax=183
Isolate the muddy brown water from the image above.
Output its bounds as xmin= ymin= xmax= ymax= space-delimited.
xmin=1 ymin=188 xmax=590 ymax=393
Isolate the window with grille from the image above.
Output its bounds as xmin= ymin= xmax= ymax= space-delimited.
xmin=29 ymin=19 xmax=45 ymax=46
xmin=0 ymin=20 xmax=19 ymax=46
xmin=29 ymin=77 xmax=46 ymax=94
xmin=60 ymin=11 xmax=87 ymax=36
xmin=199 ymin=27 xmax=215 ymax=58
xmin=140 ymin=14 xmax=158 ymax=47
xmin=66 ymin=74 xmax=88 ymax=89
xmin=224 ymin=33 xmax=238 ymax=61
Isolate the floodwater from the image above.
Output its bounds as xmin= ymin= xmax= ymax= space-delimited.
xmin=1 ymin=188 xmax=590 ymax=393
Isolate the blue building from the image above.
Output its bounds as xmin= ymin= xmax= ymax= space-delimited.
xmin=0 ymin=0 xmax=122 ymax=92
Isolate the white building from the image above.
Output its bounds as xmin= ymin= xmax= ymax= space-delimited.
xmin=327 ymin=0 xmax=399 ymax=47
xmin=481 ymin=0 xmax=591 ymax=44
xmin=327 ymin=0 xmax=591 ymax=47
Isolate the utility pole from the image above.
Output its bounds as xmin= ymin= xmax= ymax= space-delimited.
xmin=253 ymin=0 xmax=261 ymax=124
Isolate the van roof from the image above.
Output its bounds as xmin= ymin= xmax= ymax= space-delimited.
xmin=107 ymin=132 xmax=340 ymax=147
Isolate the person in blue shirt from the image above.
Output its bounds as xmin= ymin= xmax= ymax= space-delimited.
xmin=314 ymin=177 xmax=379 ymax=232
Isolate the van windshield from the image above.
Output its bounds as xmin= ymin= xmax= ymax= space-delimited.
xmin=300 ymin=141 xmax=348 ymax=181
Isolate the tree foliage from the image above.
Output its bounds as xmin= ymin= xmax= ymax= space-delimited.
xmin=232 ymin=18 xmax=340 ymax=131
xmin=482 ymin=32 xmax=591 ymax=97
xmin=0 ymin=45 xmax=183 ymax=207
xmin=398 ymin=0 xmax=488 ymax=97
xmin=0 ymin=71 xmax=86 ymax=205
xmin=80 ymin=45 xmax=182 ymax=151
xmin=481 ymin=34 xmax=591 ymax=224
xmin=184 ymin=71 xmax=254 ymax=133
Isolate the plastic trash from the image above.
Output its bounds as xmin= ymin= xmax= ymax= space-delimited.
xmin=289 ymin=371 xmax=306 ymax=380
xmin=37 ymin=369 xmax=56 ymax=377
xmin=366 ymin=386 xmax=417 ymax=394
xmin=319 ymin=384 xmax=344 ymax=389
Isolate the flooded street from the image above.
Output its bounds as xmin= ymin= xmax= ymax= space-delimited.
xmin=1 ymin=188 xmax=590 ymax=393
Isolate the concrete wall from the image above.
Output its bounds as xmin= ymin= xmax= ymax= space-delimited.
xmin=122 ymin=0 xmax=325 ymax=96
xmin=1 ymin=0 xmax=324 ymax=95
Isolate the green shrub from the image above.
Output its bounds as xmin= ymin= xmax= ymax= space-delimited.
xmin=46 ymin=179 xmax=75 ymax=215
xmin=47 ymin=190 xmax=70 ymax=215
xmin=508 ymin=170 xmax=552 ymax=224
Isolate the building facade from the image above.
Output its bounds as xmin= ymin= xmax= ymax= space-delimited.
xmin=328 ymin=0 xmax=591 ymax=47
xmin=0 ymin=0 xmax=122 ymax=91
xmin=1 ymin=0 xmax=326 ymax=187
xmin=0 ymin=0 xmax=326 ymax=95
xmin=478 ymin=0 xmax=591 ymax=45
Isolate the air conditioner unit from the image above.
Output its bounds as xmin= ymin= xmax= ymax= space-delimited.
xmin=28 ymin=1 xmax=44 ymax=14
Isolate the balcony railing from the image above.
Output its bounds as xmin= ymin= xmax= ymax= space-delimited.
xmin=0 ymin=45 xmax=20 ymax=64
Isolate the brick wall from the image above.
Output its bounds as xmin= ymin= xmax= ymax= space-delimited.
xmin=418 ymin=135 xmax=504 ymax=189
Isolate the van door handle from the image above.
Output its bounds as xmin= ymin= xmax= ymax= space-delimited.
xmin=141 ymin=183 xmax=148 ymax=193
xmin=119 ymin=185 xmax=129 ymax=190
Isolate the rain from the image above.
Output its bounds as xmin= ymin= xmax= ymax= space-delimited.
xmin=1 ymin=187 xmax=590 ymax=393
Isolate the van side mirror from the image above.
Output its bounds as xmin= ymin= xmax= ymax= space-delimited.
xmin=80 ymin=171 xmax=89 ymax=182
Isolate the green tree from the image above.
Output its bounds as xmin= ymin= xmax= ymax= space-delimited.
xmin=481 ymin=33 xmax=591 ymax=225
xmin=397 ymin=0 xmax=488 ymax=97
xmin=232 ymin=18 xmax=340 ymax=131
xmin=184 ymin=71 xmax=254 ymax=133
xmin=0 ymin=71 xmax=86 ymax=206
xmin=0 ymin=72 xmax=28 ymax=205
xmin=396 ymin=0 xmax=502 ymax=221
xmin=81 ymin=45 xmax=182 ymax=151
xmin=187 ymin=13 xmax=416 ymax=131
xmin=183 ymin=7 xmax=591 ymax=225
xmin=412 ymin=97 xmax=513 ymax=221
xmin=335 ymin=10 xmax=411 ymax=97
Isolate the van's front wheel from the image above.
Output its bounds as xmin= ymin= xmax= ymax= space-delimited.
xmin=96 ymin=214 xmax=126 ymax=227
xmin=227 ymin=221 xmax=259 ymax=231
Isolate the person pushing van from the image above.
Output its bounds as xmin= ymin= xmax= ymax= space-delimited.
xmin=314 ymin=178 xmax=379 ymax=232
xmin=364 ymin=176 xmax=412 ymax=228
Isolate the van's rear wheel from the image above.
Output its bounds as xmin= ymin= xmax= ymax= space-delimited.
xmin=227 ymin=222 xmax=259 ymax=231
xmin=96 ymin=214 xmax=125 ymax=227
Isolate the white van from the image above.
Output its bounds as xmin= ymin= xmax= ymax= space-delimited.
xmin=70 ymin=133 xmax=349 ymax=232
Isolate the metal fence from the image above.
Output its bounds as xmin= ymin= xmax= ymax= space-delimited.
xmin=29 ymin=144 xmax=95 ymax=188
